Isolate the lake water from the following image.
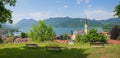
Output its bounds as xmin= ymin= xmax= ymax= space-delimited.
xmin=14 ymin=27 xmax=103 ymax=36
xmin=54 ymin=27 xmax=102 ymax=35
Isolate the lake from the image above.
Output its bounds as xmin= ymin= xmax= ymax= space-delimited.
xmin=54 ymin=27 xmax=102 ymax=35
xmin=14 ymin=27 xmax=103 ymax=36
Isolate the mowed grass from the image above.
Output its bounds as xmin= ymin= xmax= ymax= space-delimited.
xmin=0 ymin=42 xmax=120 ymax=58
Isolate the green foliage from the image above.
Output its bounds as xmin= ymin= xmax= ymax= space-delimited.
xmin=114 ymin=3 xmax=120 ymax=17
xmin=79 ymin=29 xmax=107 ymax=43
xmin=62 ymin=33 xmax=68 ymax=40
xmin=4 ymin=30 xmax=14 ymax=43
xmin=0 ymin=38 xmax=3 ymax=43
xmin=117 ymin=35 xmax=120 ymax=40
xmin=0 ymin=0 xmax=16 ymax=24
xmin=75 ymin=35 xmax=82 ymax=43
xmin=110 ymin=25 xmax=120 ymax=39
xmin=45 ymin=17 xmax=103 ymax=28
xmin=28 ymin=20 xmax=56 ymax=42
xmin=20 ymin=32 xmax=27 ymax=38
xmin=102 ymin=24 xmax=114 ymax=32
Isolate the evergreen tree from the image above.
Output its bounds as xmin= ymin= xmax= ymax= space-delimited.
xmin=20 ymin=32 xmax=27 ymax=38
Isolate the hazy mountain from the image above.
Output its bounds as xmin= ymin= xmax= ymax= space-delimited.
xmin=45 ymin=17 xmax=102 ymax=27
xmin=14 ymin=17 xmax=120 ymax=29
xmin=15 ymin=19 xmax=38 ymax=28
xmin=100 ymin=18 xmax=120 ymax=25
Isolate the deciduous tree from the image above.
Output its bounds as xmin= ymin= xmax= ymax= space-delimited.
xmin=28 ymin=20 xmax=56 ymax=42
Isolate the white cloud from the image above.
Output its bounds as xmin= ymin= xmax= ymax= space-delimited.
xmin=84 ymin=10 xmax=115 ymax=20
xmin=12 ymin=11 xmax=65 ymax=24
xmin=76 ymin=0 xmax=91 ymax=4
xmin=64 ymin=5 xmax=68 ymax=8
xmin=29 ymin=12 xmax=50 ymax=20
xmin=12 ymin=11 xmax=51 ymax=24
xmin=76 ymin=0 xmax=83 ymax=4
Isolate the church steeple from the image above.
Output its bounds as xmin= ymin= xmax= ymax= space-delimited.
xmin=84 ymin=16 xmax=88 ymax=34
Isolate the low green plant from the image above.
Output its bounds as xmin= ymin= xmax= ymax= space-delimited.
xmin=117 ymin=35 xmax=120 ymax=40
xmin=0 ymin=38 xmax=3 ymax=43
xmin=75 ymin=35 xmax=82 ymax=43
xmin=79 ymin=29 xmax=107 ymax=43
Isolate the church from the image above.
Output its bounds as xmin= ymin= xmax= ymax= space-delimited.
xmin=71 ymin=17 xmax=88 ymax=40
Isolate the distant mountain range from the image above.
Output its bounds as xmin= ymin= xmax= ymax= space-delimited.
xmin=1 ymin=17 xmax=119 ymax=34
xmin=15 ymin=19 xmax=38 ymax=28
xmin=14 ymin=17 xmax=120 ymax=29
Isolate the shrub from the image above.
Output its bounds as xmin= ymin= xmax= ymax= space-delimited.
xmin=75 ymin=35 xmax=82 ymax=42
xmin=0 ymin=38 xmax=3 ymax=43
xmin=80 ymin=29 xmax=107 ymax=43
xmin=117 ymin=35 xmax=120 ymax=40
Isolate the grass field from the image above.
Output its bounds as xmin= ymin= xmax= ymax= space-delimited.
xmin=0 ymin=42 xmax=120 ymax=58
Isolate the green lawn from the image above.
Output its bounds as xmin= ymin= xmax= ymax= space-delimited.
xmin=0 ymin=42 xmax=120 ymax=58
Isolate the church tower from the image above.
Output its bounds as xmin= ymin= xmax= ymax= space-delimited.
xmin=84 ymin=17 xmax=88 ymax=34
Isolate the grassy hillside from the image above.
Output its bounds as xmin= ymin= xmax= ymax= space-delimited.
xmin=0 ymin=42 xmax=120 ymax=58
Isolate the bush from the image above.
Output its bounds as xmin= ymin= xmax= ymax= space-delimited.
xmin=79 ymin=29 xmax=107 ymax=43
xmin=0 ymin=38 xmax=3 ymax=43
xmin=117 ymin=35 xmax=120 ymax=40
xmin=75 ymin=35 xmax=82 ymax=42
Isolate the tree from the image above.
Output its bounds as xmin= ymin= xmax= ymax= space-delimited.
xmin=62 ymin=33 xmax=68 ymax=40
xmin=0 ymin=0 xmax=16 ymax=24
xmin=110 ymin=25 xmax=120 ymax=40
xmin=20 ymin=32 xmax=27 ymax=38
xmin=28 ymin=20 xmax=56 ymax=42
xmin=114 ymin=2 xmax=120 ymax=17
xmin=0 ymin=0 xmax=16 ymax=43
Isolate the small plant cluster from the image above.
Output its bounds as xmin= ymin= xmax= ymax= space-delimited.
xmin=76 ymin=29 xmax=107 ymax=43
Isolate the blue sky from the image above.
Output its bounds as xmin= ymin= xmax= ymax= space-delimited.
xmin=7 ymin=0 xmax=120 ymax=24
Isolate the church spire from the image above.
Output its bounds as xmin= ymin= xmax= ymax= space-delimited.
xmin=84 ymin=16 xmax=88 ymax=34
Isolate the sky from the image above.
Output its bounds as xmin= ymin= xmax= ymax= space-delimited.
xmin=7 ymin=0 xmax=120 ymax=24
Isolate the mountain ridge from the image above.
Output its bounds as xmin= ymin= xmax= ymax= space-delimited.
xmin=14 ymin=17 xmax=120 ymax=28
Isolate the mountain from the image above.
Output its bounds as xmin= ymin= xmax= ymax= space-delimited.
xmin=45 ymin=17 xmax=102 ymax=27
xmin=15 ymin=19 xmax=38 ymax=28
xmin=100 ymin=18 xmax=120 ymax=25
xmin=14 ymin=17 xmax=120 ymax=32
xmin=14 ymin=19 xmax=38 ymax=32
xmin=0 ymin=23 xmax=18 ymax=36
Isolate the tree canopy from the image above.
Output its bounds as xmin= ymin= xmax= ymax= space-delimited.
xmin=28 ymin=20 xmax=56 ymax=42
xmin=114 ymin=3 xmax=120 ymax=17
xmin=0 ymin=0 xmax=16 ymax=24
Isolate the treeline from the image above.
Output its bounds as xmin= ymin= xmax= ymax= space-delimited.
xmin=44 ymin=17 xmax=120 ymax=28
